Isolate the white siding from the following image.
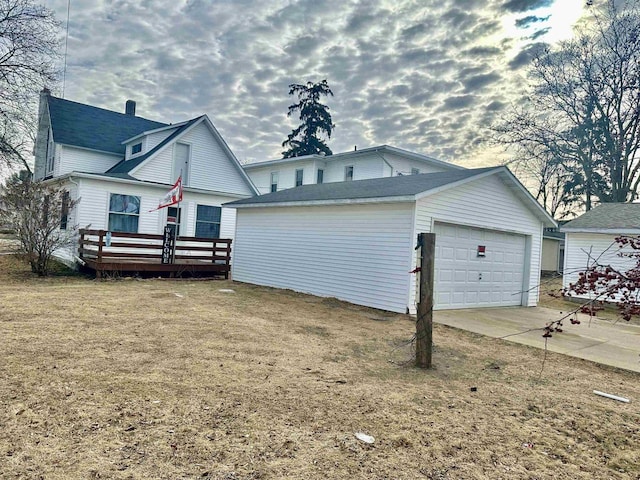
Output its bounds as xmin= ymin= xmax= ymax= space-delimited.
xmin=73 ymin=177 xmax=240 ymax=240
xmin=57 ymin=145 xmax=122 ymax=176
xmin=136 ymin=148 xmax=173 ymax=183
xmin=410 ymin=174 xmax=543 ymax=310
xmin=383 ymin=153 xmax=451 ymax=176
xmin=233 ymin=203 xmax=416 ymax=313
xmin=323 ymin=154 xmax=385 ymax=183
xmin=246 ymin=160 xmax=317 ymax=194
xmin=134 ymin=122 xmax=253 ymax=196
xmin=146 ymin=130 xmax=174 ymax=150
xmin=563 ymin=232 xmax=634 ymax=301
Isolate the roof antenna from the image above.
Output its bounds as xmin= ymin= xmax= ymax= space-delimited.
xmin=62 ymin=0 xmax=71 ymax=98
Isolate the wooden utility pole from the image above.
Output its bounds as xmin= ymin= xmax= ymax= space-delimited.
xmin=416 ymin=233 xmax=435 ymax=369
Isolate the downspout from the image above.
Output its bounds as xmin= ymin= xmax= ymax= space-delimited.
xmin=373 ymin=148 xmax=395 ymax=176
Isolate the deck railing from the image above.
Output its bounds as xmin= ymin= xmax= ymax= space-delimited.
xmin=78 ymin=229 xmax=232 ymax=277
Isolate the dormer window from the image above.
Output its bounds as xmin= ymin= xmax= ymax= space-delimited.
xmin=131 ymin=142 xmax=142 ymax=155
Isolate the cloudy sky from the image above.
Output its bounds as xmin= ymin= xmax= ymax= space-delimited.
xmin=45 ymin=0 xmax=589 ymax=167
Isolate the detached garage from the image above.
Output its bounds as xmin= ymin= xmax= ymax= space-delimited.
xmin=226 ymin=167 xmax=555 ymax=313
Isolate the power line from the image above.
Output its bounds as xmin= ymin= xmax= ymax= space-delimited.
xmin=62 ymin=0 xmax=71 ymax=98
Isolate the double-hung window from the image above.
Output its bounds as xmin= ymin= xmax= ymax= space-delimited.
xmin=317 ymin=169 xmax=324 ymax=184
xmin=195 ymin=205 xmax=221 ymax=238
xmin=60 ymin=191 xmax=70 ymax=230
xmin=167 ymin=206 xmax=182 ymax=236
xmin=345 ymin=166 xmax=354 ymax=181
xmin=270 ymin=172 xmax=278 ymax=193
xmin=295 ymin=169 xmax=304 ymax=187
xmin=108 ymin=194 xmax=140 ymax=233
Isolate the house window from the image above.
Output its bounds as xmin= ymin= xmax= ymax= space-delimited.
xmin=60 ymin=191 xmax=70 ymax=230
xmin=195 ymin=205 xmax=221 ymax=238
xmin=345 ymin=166 xmax=354 ymax=181
xmin=174 ymin=143 xmax=190 ymax=186
xmin=167 ymin=206 xmax=182 ymax=236
xmin=295 ymin=169 xmax=304 ymax=187
xmin=108 ymin=194 xmax=140 ymax=233
xmin=46 ymin=128 xmax=55 ymax=176
xmin=131 ymin=142 xmax=142 ymax=155
xmin=411 ymin=168 xmax=420 ymax=175
xmin=317 ymin=169 xmax=324 ymax=184
xmin=270 ymin=172 xmax=278 ymax=193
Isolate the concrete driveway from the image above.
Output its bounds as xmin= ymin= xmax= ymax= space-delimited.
xmin=434 ymin=307 xmax=640 ymax=373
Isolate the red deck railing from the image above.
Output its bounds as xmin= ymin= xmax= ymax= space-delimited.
xmin=78 ymin=229 xmax=232 ymax=278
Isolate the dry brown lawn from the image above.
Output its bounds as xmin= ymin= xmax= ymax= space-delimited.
xmin=0 ymin=255 xmax=639 ymax=479
xmin=538 ymin=275 xmax=640 ymax=326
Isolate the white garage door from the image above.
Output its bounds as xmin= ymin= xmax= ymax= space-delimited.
xmin=434 ymin=222 xmax=526 ymax=309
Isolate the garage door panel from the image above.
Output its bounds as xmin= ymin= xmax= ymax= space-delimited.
xmin=434 ymin=222 xmax=526 ymax=309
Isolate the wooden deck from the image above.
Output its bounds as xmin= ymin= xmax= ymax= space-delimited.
xmin=78 ymin=229 xmax=232 ymax=279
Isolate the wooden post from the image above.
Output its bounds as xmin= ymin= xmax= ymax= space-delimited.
xmin=97 ymin=230 xmax=104 ymax=263
xmin=416 ymin=233 xmax=435 ymax=369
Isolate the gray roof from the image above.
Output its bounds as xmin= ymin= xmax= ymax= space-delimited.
xmin=562 ymin=203 xmax=640 ymax=231
xmin=48 ymin=95 xmax=167 ymax=154
xmin=242 ymin=144 xmax=464 ymax=171
xmin=226 ymin=167 xmax=498 ymax=206
xmin=107 ymin=117 xmax=201 ymax=174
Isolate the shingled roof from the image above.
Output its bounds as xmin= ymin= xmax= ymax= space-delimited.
xmin=47 ymin=95 xmax=167 ymax=155
xmin=562 ymin=203 xmax=640 ymax=232
xmin=226 ymin=167 xmax=499 ymax=207
xmin=107 ymin=117 xmax=202 ymax=174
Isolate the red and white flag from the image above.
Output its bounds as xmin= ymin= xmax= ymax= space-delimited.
xmin=150 ymin=176 xmax=183 ymax=212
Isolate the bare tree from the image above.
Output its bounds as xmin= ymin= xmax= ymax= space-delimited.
xmin=0 ymin=0 xmax=60 ymax=173
xmin=494 ymin=1 xmax=640 ymax=211
xmin=0 ymin=173 xmax=78 ymax=275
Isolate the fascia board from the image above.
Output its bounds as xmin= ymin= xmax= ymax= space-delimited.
xmin=227 ymin=195 xmax=416 ymax=209
xmin=55 ymin=171 xmax=252 ymax=198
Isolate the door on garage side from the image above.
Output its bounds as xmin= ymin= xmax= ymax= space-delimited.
xmin=434 ymin=222 xmax=526 ymax=309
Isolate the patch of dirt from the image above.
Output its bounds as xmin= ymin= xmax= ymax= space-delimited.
xmin=0 ymin=254 xmax=638 ymax=479
xmin=539 ymin=275 xmax=640 ymax=326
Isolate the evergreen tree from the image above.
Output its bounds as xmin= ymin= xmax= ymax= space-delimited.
xmin=282 ymin=80 xmax=334 ymax=158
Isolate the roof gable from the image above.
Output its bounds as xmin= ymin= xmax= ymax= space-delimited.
xmin=562 ymin=203 xmax=640 ymax=232
xmin=242 ymin=145 xmax=464 ymax=171
xmin=47 ymin=95 xmax=167 ymax=154
xmin=107 ymin=118 xmax=199 ymax=174
xmin=227 ymin=167 xmax=496 ymax=206
xmin=226 ymin=166 xmax=555 ymax=226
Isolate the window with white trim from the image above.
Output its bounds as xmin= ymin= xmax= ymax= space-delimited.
xmin=195 ymin=205 xmax=221 ymax=238
xmin=108 ymin=194 xmax=140 ymax=233
xmin=167 ymin=206 xmax=182 ymax=236
xmin=45 ymin=128 xmax=55 ymax=176
xmin=317 ymin=169 xmax=324 ymax=184
xmin=270 ymin=172 xmax=278 ymax=193
xmin=295 ymin=169 xmax=304 ymax=187
xmin=60 ymin=191 xmax=70 ymax=230
xmin=345 ymin=165 xmax=354 ymax=181
xmin=131 ymin=142 xmax=142 ymax=155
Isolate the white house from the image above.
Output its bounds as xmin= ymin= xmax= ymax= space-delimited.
xmin=227 ymin=167 xmax=556 ymax=313
xmin=561 ymin=203 xmax=640 ymax=300
xmin=33 ymin=89 xmax=257 ymax=263
xmin=243 ymin=145 xmax=464 ymax=194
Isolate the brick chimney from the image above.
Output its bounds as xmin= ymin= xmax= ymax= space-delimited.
xmin=125 ymin=100 xmax=136 ymax=116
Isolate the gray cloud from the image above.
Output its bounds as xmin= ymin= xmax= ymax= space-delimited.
xmin=46 ymin=0 xmax=585 ymax=167
xmin=502 ymin=0 xmax=554 ymax=13
xmin=508 ymin=42 xmax=548 ymax=69
xmin=515 ymin=14 xmax=551 ymax=28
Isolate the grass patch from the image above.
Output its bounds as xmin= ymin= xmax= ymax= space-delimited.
xmin=0 ymin=256 xmax=638 ymax=479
